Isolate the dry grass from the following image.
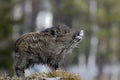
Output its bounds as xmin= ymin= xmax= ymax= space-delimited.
xmin=0 ymin=71 xmax=80 ymax=80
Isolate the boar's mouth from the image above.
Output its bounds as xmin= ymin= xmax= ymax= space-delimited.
xmin=73 ymin=30 xmax=84 ymax=43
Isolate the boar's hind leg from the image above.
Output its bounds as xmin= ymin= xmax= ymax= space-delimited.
xmin=15 ymin=66 xmax=24 ymax=77
xmin=15 ymin=55 xmax=27 ymax=77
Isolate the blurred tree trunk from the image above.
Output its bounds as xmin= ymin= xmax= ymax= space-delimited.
xmin=31 ymin=0 xmax=41 ymax=31
xmin=88 ymin=0 xmax=99 ymax=76
xmin=0 ymin=0 xmax=15 ymax=75
xmin=23 ymin=0 xmax=32 ymax=33
xmin=35 ymin=0 xmax=53 ymax=31
xmin=97 ymin=3 xmax=112 ymax=80
xmin=118 ymin=24 xmax=120 ymax=60
xmin=19 ymin=0 xmax=41 ymax=33
xmin=110 ymin=25 xmax=119 ymax=80
xmin=53 ymin=0 xmax=73 ymax=27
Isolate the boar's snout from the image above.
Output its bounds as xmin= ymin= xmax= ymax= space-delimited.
xmin=73 ymin=30 xmax=84 ymax=42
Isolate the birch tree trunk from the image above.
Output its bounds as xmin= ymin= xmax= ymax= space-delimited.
xmin=88 ymin=0 xmax=99 ymax=80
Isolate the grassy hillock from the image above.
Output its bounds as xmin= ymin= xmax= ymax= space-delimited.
xmin=0 ymin=71 xmax=80 ymax=80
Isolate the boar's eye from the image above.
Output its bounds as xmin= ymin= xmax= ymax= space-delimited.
xmin=51 ymin=30 xmax=55 ymax=36
xmin=64 ymin=30 xmax=70 ymax=34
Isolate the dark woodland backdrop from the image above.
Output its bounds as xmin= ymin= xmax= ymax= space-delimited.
xmin=0 ymin=0 xmax=120 ymax=80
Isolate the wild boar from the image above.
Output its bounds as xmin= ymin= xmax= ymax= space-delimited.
xmin=14 ymin=24 xmax=84 ymax=77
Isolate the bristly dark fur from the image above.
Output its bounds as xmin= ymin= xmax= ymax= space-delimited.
xmin=14 ymin=24 xmax=81 ymax=77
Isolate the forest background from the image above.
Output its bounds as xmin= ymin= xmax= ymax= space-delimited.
xmin=0 ymin=0 xmax=120 ymax=80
